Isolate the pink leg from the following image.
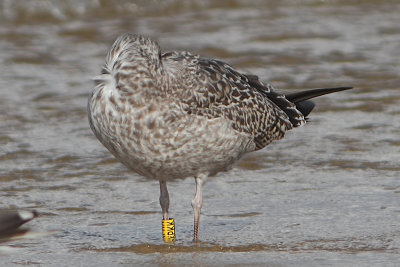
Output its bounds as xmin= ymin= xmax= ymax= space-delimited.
xmin=191 ymin=174 xmax=205 ymax=241
xmin=159 ymin=181 xmax=169 ymax=220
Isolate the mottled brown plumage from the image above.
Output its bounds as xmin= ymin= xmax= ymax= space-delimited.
xmin=88 ymin=33 xmax=352 ymax=241
xmin=161 ymin=50 xmax=302 ymax=150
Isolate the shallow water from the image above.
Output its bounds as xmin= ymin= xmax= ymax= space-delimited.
xmin=0 ymin=0 xmax=399 ymax=266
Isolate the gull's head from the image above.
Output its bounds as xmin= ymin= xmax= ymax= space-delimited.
xmin=93 ymin=33 xmax=165 ymax=96
xmin=106 ymin=33 xmax=163 ymax=76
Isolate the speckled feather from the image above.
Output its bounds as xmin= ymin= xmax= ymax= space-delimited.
xmin=88 ymin=34 xmax=306 ymax=180
xmin=162 ymin=52 xmax=305 ymax=149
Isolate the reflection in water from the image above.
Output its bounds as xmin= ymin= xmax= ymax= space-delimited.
xmin=0 ymin=0 xmax=399 ymax=265
xmin=90 ymin=235 xmax=393 ymax=254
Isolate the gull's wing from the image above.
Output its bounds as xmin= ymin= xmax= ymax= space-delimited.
xmin=162 ymin=52 xmax=305 ymax=149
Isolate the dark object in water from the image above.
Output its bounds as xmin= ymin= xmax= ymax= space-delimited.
xmin=0 ymin=209 xmax=38 ymax=237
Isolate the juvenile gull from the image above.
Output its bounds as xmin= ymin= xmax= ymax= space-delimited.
xmin=88 ymin=33 xmax=352 ymax=241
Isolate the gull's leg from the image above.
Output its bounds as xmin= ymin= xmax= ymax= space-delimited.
xmin=159 ymin=181 xmax=169 ymax=220
xmin=191 ymin=174 xmax=206 ymax=241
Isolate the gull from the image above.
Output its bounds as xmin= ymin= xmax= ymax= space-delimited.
xmin=0 ymin=209 xmax=37 ymax=236
xmin=88 ymin=33 xmax=352 ymax=241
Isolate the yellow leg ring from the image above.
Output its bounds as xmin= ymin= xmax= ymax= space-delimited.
xmin=162 ymin=218 xmax=175 ymax=243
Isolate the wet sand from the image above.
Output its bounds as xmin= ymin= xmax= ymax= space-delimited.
xmin=0 ymin=0 xmax=399 ymax=266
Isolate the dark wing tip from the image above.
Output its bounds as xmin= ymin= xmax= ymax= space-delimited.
xmin=285 ymin=86 xmax=353 ymax=103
